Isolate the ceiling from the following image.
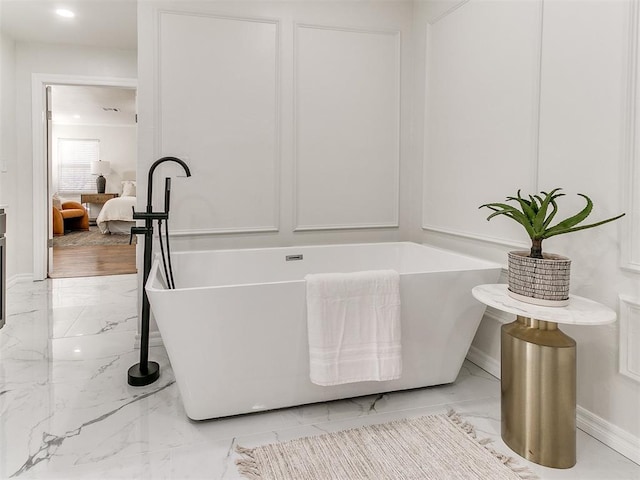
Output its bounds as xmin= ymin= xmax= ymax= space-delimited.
xmin=0 ymin=1 xmax=138 ymax=125
xmin=51 ymin=85 xmax=136 ymax=126
xmin=0 ymin=0 xmax=137 ymax=50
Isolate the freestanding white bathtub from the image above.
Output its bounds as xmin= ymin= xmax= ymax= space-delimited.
xmin=146 ymin=242 xmax=501 ymax=420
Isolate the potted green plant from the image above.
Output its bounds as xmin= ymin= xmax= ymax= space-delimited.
xmin=479 ymin=188 xmax=625 ymax=306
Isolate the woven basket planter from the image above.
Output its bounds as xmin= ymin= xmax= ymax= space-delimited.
xmin=507 ymin=251 xmax=571 ymax=306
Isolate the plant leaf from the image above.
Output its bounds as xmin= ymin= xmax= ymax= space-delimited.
xmin=506 ymin=191 xmax=536 ymax=221
xmin=543 ymin=213 xmax=625 ymax=238
xmin=480 ymin=202 xmax=535 ymax=238
xmin=543 ymin=193 xmax=593 ymax=236
xmin=542 ymin=197 xmax=559 ymax=229
xmin=532 ymin=188 xmax=563 ymax=235
xmin=486 ymin=210 xmax=516 ymax=221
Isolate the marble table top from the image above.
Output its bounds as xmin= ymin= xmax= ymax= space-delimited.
xmin=472 ymin=284 xmax=616 ymax=326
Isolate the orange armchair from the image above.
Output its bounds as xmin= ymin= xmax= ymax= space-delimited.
xmin=52 ymin=201 xmax=89 ymax=236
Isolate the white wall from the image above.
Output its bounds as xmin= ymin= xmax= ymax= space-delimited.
xmin=413 ymin=0 xmax=640 ymax=459
xmin=52 ymin=124 xmax=137 ymax=199
xmin=138 ymin=0 xmax=412 ymax=253
xmin=12 ymin=42 xmax=136 ymax=278
xmin=137 ymin=0 xmax=640 ymax=460
xmin=0 ymin=32 xmax=17 ymax=281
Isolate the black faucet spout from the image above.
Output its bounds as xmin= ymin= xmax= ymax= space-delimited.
xmin=146 ymin=156 xmax=192 ymax=211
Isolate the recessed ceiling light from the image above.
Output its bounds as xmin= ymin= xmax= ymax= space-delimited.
xmin=55 ymin=8 xmax=75 ymax=18
xmin=73 ymin=114 xmax=81 ymax=119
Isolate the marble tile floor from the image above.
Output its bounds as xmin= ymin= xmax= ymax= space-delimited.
xmin=1 ymin=274 xmax=639 ymax=480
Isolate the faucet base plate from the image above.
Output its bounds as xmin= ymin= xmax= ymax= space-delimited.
xmin=128 ymin=361 xmax=160 ymax=386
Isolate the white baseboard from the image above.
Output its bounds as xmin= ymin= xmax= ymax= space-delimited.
xmin=467 ymin=345 xmax=500 ymax=378
xmin=133 ymin=331 xmax=164 ymax=349
xmin=577 ymin=406 xmax=640 ymax=466
xmin=467 ymin=348 xmax=640 ymax=466
xmin=7 ymin=274 xmax=33 ymax=288
xmin=149 ymin=331 xmax=164 ymax=347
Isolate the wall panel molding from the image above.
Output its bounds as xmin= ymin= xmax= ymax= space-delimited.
xmin=421 ymin=0 xmax=543 ymax=246
xmin=420 ymin=225 xmax=528 ymax=251
xmin=619 ymin=295 xmax=640 ymax=383
xmin=622 ymin=0 xmax=640 ymax=272
xmin=168 ymin=226 xmax=279 ymax=237
xmin=294 ymin=22 xmax=401 ymax=37
xmin=293 ymin=23 xmax=400 ymax=232
xmin=156 ymin=10 xmax=281 ymax=235
xmin=428 ymin=0 xmax=471 ymax=26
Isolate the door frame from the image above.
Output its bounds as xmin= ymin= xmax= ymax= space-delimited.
xmin=32 ymin=73 xmax=137 ymax=280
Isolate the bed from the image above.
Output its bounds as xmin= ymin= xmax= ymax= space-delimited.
xmin=96 ymin=195 xmax=136 ymax=235
xmin=97 ymin=180 xmax=137 ymax=235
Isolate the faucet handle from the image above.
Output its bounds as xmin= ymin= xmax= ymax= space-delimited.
xmin=130 ymin=225 xmax=150 ymax=244
xmin=132 ymin=211 xmax=168 ymax=220
xmin=130 ymin=226 xmax=149 ymax=235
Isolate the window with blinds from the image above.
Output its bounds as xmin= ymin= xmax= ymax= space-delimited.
xmin=57 ymin=138 xmax=100 ymax=194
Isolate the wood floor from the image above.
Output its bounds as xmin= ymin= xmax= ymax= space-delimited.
xmin=50 ymin=245 xmax=137 ymax=278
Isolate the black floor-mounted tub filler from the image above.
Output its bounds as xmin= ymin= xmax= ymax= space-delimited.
xmin=128 ymin=156 xmax=191 ymax=387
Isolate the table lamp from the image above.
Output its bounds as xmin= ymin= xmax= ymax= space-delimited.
xmin=90 ymin=160 xmax=110 ymax=194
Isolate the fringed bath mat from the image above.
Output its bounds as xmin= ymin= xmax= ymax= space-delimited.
xmin=236 ymin=410 xmax=537 ymax=480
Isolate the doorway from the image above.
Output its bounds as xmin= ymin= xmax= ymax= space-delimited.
xmin=48 ymin=84 xmax=137 ymax=278
xmin=32 ymin=76 xmax=139 ymax=279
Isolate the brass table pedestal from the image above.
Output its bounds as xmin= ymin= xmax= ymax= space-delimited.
xmin=473 ymin=284 xmax=617 ymax=470
xmin=501 ymin=316 xmax=576 ymax=469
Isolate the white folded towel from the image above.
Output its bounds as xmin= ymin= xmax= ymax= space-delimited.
xmin=305 ymin=269 xmax=402 ymax=386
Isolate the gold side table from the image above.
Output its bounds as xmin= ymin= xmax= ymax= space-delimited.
xmin=472 ymin=284 xmax=616 ymax=469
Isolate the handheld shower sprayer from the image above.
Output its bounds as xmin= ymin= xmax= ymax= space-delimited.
xmin=164 ymin=177 xmax=171 ymax=213
xmin=128 ymin=156 xmax=191 ymax=387
xmin=158 ymin=177 xmax=174 ymax=289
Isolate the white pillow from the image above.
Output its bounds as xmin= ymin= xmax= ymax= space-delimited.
xmin=52 ymin=193 xmax=62 ymax=210
xmin=122 ymin=181 xmax=136 ymax=197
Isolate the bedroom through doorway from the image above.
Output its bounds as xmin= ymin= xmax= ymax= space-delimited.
xmin=47 ymin=84 xmax=138 ymax=279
